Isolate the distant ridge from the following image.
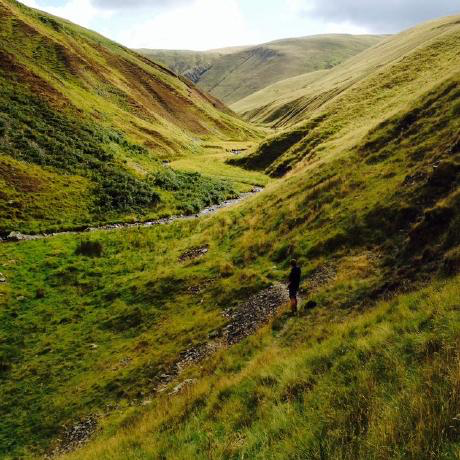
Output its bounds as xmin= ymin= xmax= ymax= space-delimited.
xmin=139 ymin=34 xmax=383 ymax=104
xmin=231 ymin=14 xmax=460 ymax=176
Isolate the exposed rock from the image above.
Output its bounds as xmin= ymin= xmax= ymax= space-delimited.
xmin=306 ymin=264 xmax=337 ymax=291
xmin=208 ymin=330 xmax=222 ymax=339
xmin=48 ymin=415 xmax=98 ymax=458
xmin=2 ymin=188 xmax=264 ymax=244
xmin=154 ymin=283 xmax=289 ymax=393
xmin=0 ymin=273 xmax=6 ymax=283
xmin=7 ymin=231 xmax=25 ymax=241
xmin=6 ymin=231 xmax=42 ymax=242
xmin=222 ymin=283 xmax=289 ymax=345
xmin=179 ymin=245 xmax=209 ymax=262
xmin=169 ymin=379 xmax=196 ymax=396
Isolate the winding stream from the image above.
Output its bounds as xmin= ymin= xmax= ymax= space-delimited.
xmin=2 ymin=187 xmax=263 ymax=243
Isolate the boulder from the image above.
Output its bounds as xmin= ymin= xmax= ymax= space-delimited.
xmin=7 ymin=231 xmax=25 ymax=241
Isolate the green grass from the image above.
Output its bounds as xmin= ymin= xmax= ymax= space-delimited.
xmin=0 ymin=0 xmax=259 ymax=233
xmin=140 ymin=35 xmax=383 ymax=105
xmin=232 ymin=16 xmax=460 ymax=177
xmin=2 ymin=67 xmax=459 ymax=457
xmin=60 ymin=274 xmax=460 ymax=460
xmin=169 ymin=142 xmax=272 ymax=193
xmin=0 ymin=206 xmax=277 ymax=459
xmin=1 ymin=7 xmax=460 ymax=460
xmin=233 ymin=15 xmax=460 ymax=128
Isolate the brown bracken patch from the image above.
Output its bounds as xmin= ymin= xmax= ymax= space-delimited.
xmin=0 ymin=160 xmax=43 ymax=193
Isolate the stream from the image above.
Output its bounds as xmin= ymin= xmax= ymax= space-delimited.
xmin=1 ymin=187 xmax=263 ymax=243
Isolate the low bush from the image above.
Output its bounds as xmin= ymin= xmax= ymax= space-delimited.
xmin=75 ymin=240 xmax=103 ymax=257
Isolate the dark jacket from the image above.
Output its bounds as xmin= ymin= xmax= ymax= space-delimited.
xmin=288 ymin=266 xmax=301 ymax=290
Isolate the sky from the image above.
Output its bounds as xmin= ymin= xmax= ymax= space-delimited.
xmin=19 ymin=0 xmax=460 ymax=50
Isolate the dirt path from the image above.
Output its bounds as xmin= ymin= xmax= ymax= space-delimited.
xmin=1 ymin=187 xmax=263 ymax=243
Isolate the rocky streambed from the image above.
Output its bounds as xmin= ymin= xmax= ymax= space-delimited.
xmin=2 ymin=187 xmax=263 ymax=243
xmin=154 ymin=283 xmax=290 ymax=393
xmin=50 ymin=282 xmax=290 ymax=457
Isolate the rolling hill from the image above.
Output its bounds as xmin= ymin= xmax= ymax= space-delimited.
xmin=0 ymin=0 xmax=258 ymax=234
xmin=232 ymin=14 xmax=460 ymax=176
xmin=136 ymin=46 xmax=249 ymax=84
xmin=1 ymin=7 xmax=460 ymax=460
xmin=139 ymin=34 xmax=383 ymax=105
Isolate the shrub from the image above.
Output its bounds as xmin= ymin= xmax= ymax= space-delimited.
xmin=75 ymin=240 xmax=103 ymax=257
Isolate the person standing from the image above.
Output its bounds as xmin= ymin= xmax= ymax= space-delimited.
xmin=288 ymin=259 xmax=301 ymax=315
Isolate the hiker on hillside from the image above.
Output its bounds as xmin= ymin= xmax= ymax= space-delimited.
xmin=288 ymin=259 xmax=301 ymax=315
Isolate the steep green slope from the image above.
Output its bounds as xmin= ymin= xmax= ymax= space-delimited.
xmin=232 ymin=15 xmax=460 ymax=177
xmin=62 ymin=276 xmax=460 ymax=460
xmin=57 ymin=62 xmax=460 ymax=460
xmin=140 ymin=35 xmax=383 ymax=105
xmin=1 ymin=16 xmax=460 ymax=459
xmin=0 ymin=0 xmax=258 ymax=234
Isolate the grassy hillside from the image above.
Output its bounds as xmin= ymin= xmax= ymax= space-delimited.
xmin=233 ymin=15 xmax=460 ymax=126
xmin=231 ymin=15 xmax=460 ymax=177
xmin=140 ymin=35 xmax=382 ymax=105
xmin=0 ymin=0 xmax=259 ymax=234
xmin=61 ymin=275 xmax=460 ymax=460
xmin=1 ymin=14 xmax=460 ymax=458
xmin=136 ymin=46 xmax=249 ymax=84
xmin=1 ymin=9 xmax=460 ymax=460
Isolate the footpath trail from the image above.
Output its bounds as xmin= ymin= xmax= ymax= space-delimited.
xmin=2 ymin=187 xmax=263 ymax=243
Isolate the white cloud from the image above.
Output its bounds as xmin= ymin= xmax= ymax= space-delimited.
xmin=322 ymin=20 xmax=370 ymax=35
xmin=20 ymin=0 xmax=40 ymax=7
xmin=118 ymin=0 xmax=258 ymax=50
xmin=291 ymin=0 xmax=460 ymax=33
xmin=91 ymin=0 xmax=188 ymax=9
xmin=20 ymin=0 xmax=112 ymax=28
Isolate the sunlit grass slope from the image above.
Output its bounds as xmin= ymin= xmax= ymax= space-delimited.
xmin=55 ymin=70 xmax=460 ymax=460
xmin=232 ymin=16 xmax=459 ymax=127
xmin=140 ymin=35 xmax=383 ymax=105
xmin=61 ymin=274 xmax=460 ymax=460
xmin=1 ymin=11 xmax=459 ymax=460
xmin=232 ymin=15 xmax=460 ymax=177
xmin=2 ymin=57 xmax=459 ymax=459
xmin=52 ymin=22 xmax=460 ymax=458
xmin=0 ymin=0 xmax=258 ymax=234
